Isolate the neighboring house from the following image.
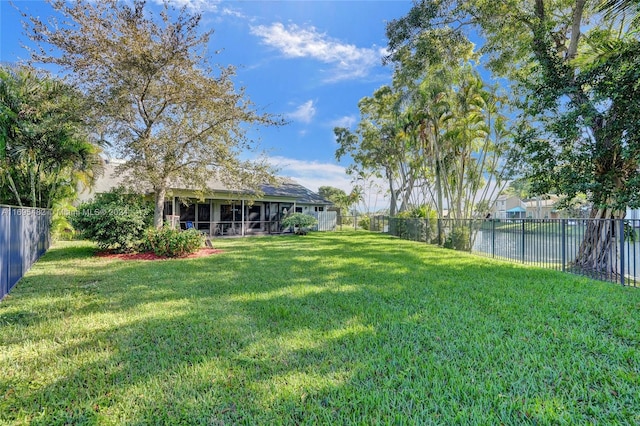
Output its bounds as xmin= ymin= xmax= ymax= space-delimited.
xmin=492 ymin=195 xmax=526 ymax=219
xmin=524 ymin=195 xmax=560 ymax=219
xmin=491 ymin=194 xmax=563 ymax=219
xmin=79 ymin=160 xmax=334 ymax=235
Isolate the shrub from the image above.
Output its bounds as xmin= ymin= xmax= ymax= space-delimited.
xmin=51 ymin=202 xmax=77 ymax=241
xmin=391 ymin=206 xmax=438 ymax=242
xmin=339 ymin=215 xmax=353 ymax=226
xmin=358 ymin=215 xmax=371 ymax=230
xmin=70 ymin=188 xmax=153 ymax=252
xmin=443 ymin=225 xmax=471 ymax=251
xmin=143 ymin=226 xmax=203 ymax=257
xmin=281 ymin=213 xmax=318 ymax=235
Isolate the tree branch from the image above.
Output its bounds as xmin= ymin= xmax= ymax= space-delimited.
xmin=566 ymin=0 xmax=586 ymax=61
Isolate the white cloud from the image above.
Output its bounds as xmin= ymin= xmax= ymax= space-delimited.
xmin=156 ymin=0 xmax=221 ymax=12
xmin=330 ymin=115 xmax=357 ymax=129
xmin=267 ymin=156 xmax=351 ymax=193
xmin=267 ymin=156 xmax=389 ymax=212
xmin=287 ymin=100 xmax=316 ymax=124
xmin=221 ymin=7 xmax=248 ymax=19
xmin=250 ymin=22 xmax=382 ymax=82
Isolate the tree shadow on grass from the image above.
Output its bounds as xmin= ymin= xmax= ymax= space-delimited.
xmin=2 ymin=234 xmax=639 ymax=424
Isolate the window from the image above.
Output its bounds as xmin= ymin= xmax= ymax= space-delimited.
xmin=180 ymin=203 xmax=195 ymax=221
xmin=220 ymin=204 xmax=241 ymax=222
xmin=163 ymin=200 xmax=173 ymax=216
xmin=315 ymin=206 xmax=324 ymax=212
xmin=197 ymin=203 xmax=211 ymax=222
xmin=280 ymin=204 xmax=292 ymax=216
xmin=197 ymin=203 xmax=211 ymax=230
xmin=247 ymin=205 xmax=261 ymax=229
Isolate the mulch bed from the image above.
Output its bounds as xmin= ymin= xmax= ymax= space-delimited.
xmin=96 ymin=248 xmax=223 ymax=261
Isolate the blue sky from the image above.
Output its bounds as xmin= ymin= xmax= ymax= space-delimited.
xmin=1 ymin=0 xmax=413 ymax=198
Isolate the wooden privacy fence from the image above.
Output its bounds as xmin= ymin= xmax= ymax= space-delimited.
xmin=0 ymin=205 xmax=51 ymax=300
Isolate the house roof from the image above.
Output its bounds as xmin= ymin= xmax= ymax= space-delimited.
xmin=506 ymin=206 xmax=526 ymax=213
xmin=80 ymin=160 xmax=331 ymax=205
xmin=261 ymin=179 xmax=331 ymax=204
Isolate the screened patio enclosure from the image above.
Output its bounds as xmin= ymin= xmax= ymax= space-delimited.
xmin=163 ymin=198 xmax=319 ymax=236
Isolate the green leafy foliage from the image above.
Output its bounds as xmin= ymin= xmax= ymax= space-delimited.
xmin=142 ymin=227 xmax=203 ymax=257
xmin=0 ymin=65 xmax=102 ymax=209
xmin=358 ymin=215 xmax=370 ymax=230
xmin=384 ymin=0 xmax=640 ymax=272
xmin=50 ymin=200 xmax=77 ymax=241
xmin=397 ymin=205 xmax=437 ymax=220
xmin=69 ymin=188 xmax=153 ymax=252
xmin=335 ymin=63 xmax=513 ymax=219
xmin=24 ymin=0 xmax=282 ymax=227
xmin=443 ymin=225 xmax=471 ymax=251
xmin=391 ymin=206 xmax=439 ymax=242
xmin=281 ymin=213 xmax=317 ymax=234
xmin=318 ymin=185 xmax=360 ymax=215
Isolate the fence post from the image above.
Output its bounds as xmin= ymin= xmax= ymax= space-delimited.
xmin=620 ymin=219 xmax=626 ymax=286
xmin=521 ymin=220 xmax=526 ymax=263
xmin=561 ymin=219 xmax=566 ymax=272
xmin=1 ymin=207 xmax=7 ymax=299
xmin=492 ymin=219 xmax=495 ymax=258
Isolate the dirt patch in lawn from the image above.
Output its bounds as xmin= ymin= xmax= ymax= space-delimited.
xmin=96 ymin=248 xmax=223 ymax=261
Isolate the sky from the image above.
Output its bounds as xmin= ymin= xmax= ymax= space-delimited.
xmin=0 ymin=0 xmax=414 ymax=206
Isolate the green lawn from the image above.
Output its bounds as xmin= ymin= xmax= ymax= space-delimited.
xmin=1 ymin=232 xmax=639 ymax=425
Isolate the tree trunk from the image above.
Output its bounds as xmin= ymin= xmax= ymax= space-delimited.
xmin=398 ymin=174 xmax=415 ymax=213
xmin=6 ymin=173 xmax=23 ymax=207
xmin=573 ymin=207 xmax=624 ymax=276
xmin=387 ymin=169 xmax=397 ymax=216
xmin=153 ymin=186 xmax=167 ymax=229
xmin=435 ymin=164 xmax=444 ymax=244
xmin=29 ymin=165 xmax=37 ymax=208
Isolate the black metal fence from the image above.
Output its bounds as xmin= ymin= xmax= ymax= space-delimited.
xmin=1 ymin=205 xmax=51 ymax=300
xmin=335 ymin=214 xmax=390 ymax=232
xmin=384 ymin=217 xmax=640 ymax=287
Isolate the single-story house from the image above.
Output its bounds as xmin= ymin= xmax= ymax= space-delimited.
xmin=79 ymin=160 xmax=335 ymax=236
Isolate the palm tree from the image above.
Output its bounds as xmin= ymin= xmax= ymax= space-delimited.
xmin=412 ymin=69 xmax=452 ymax=222
xmin=599 ymin=0 xmax=640 ymax=26
xmin=0 ymin=65 xmax=102 ymax=208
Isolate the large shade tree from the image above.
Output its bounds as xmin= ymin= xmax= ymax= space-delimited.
xmin=386 ymin=0 xmax=640 ymax=273
xmin=23 ymin=0 xmax=284 ymax=227
xmin=0 ymin=65 xmax=101 ymax=208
